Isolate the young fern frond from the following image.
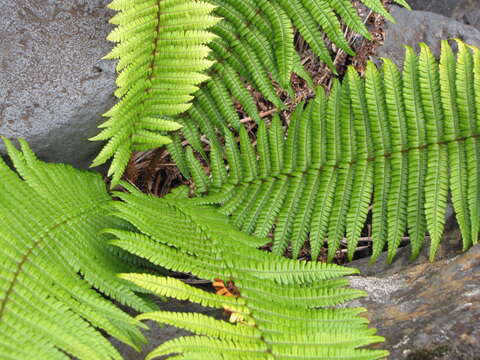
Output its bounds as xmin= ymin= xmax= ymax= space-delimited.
xmin=106 ymin=186 xmax=388 ymax=360
xmin=184 ymin=41 xmax=480 ymax=263
xmin=0 ymin=139 xmax=154 ymax=360
xmin=90 ymin=0 xmax=220 ymax=186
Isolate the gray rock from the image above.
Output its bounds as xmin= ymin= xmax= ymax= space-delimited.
xmin=407 ymin=0 xmax=480 ymax=31
xmin=376 ymin=7 xmax=480 ymax=68
xmin=348 ymin=245 xmax=480 ymax=359
xmin=0 ymin=0 xmax=116 ymax=169
xmin=111 ymin=298 xmax=224 ymax=359
xmin=406 ymin=0 xmax=477 ymax=18
xmin=464 ymin=9 xmax=480 ymax=31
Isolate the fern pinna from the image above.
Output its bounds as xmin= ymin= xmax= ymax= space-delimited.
xmin=0 ymin=139 xmax=157 ymax=359
xmin=184 ymin=40 xmax=480 ymax=263
xmin=106 ymin=184 xmax=388 ymax=360
xmin=169 ymin=0 xmax=411 ymax=173
xmin=90 ymin=0 xmax=220 ymax=186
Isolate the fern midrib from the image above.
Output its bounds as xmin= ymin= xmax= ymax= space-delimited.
xmin=207 ymin=131 xmax=480 ymax=192
xmin=174 ymin=204 xmax=277 ymax=359
xmin=131 ymin=0 xmax=164 ymax=137
xmin=428 ymin=146 xmax=446 ymax=238
xmin=0 ymin=202 xmax=110 ymax=321
xmin=246 ymin=307 xmax=357 ymax=325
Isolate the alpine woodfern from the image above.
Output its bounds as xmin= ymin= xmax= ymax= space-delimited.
xmin=90 ymin=0 xmax=220 ymax=186
xmin=169 ymin=0 xmax=411 ymax=173
xmin=184 ymin=40 xmax=480 ymax=263
xmin=106 ymin=184 xmax=388 ymax=360
xmin=0 ymin=139 xmax=158 ymax=360
xmin=94 ymin=0 xmax=410 ymax=184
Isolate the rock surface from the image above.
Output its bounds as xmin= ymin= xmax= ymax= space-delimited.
xmin=407 ymin=0 xmax=480 ymax=30
xmin=111 ymin=298 xmax=223 ymax=360
xmin=465 ymin=10 xmax=480 ymax=32
xmin=375 ymin=7 xmax=480 ymax=67
xmin=348 ymin=242 xmax=480 ymax=360
xmin=0 ymin=0 xmax=115 ymax=169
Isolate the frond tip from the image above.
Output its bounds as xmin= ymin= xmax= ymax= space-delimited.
xmin=91 ymin=0 xmax=220 ymax=186
xmin=110 ymin=187 xmax=388 ymax=360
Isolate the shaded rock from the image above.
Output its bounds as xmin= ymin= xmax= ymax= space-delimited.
xmin=0 ymin=0 xmax=116 ymax=169
xmin=111 ymin=298 xmax=223 ymax=359
xmin=407 ymin=0 xmax=477 ymax=18
xmin=407 ymin=0 xmax=480 ymax=31
xmin=464 ymin=9 xmax=480 ymax=31
xmin=348 ymin=245 xmax=480 ymax=359
xmin=375 ymin=7 xmax=480 ymax=68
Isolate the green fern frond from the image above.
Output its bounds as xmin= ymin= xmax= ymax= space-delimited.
xmin=91 ymin=0 xmax=220 ymax=186
xmin=185 ymin=41 xmax=480 ymax=263
xmin=0 ymin=139 xmax=156 ymax=360
xmin=107 ymin=187 xmax=387 ymax=360
xmin=95 ymin=0 xmax=407 ymax=185
xmin=168 ymin=0 xmax=408 ymax=165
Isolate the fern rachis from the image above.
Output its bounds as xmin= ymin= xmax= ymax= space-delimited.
xmin=91 ymin=0 xmax=220 ymax=186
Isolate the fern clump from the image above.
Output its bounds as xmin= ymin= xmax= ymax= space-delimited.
xmin=91 ymin=0 xmax=220 ymax=186
xmin=168 ymin=0 xmax=412 ymax=174
xmin=184 ymin=40 xmax=480 ymax=263
xmin=106 ymin=184 xmax=388 ymax=360
xmin=0 ymin=139 xmax=157 ymax=359
xmin=94 ymin=0 xmax=411 ymax=184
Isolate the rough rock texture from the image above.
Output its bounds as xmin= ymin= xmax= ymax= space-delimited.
xmin=407 ymin=0 xmax=480 ymax=30
xmin=375 ymin=7 xmax=480 ymax=68
xmin=465 ymin=9 xmax=480 ymax=32
xmin=0 ymin=0 xmax=115 ymax=169
xmin=407 ymin=0 xmax=473 ymax=16
xmin=348 ymin=240 xmax=480 ymax=359
xmin=111 ymin=299 xmax=223 ymax=360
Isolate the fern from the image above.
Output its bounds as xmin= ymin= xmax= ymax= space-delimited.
xmin=169 ymin=0 xmax=412 ymax=167
xmin=184 ymin=40 xmax=480 ymax=263
xmin=90 ymin=0 xmax=220 ymax=186
xmin=0 ymin=139 xmax=154 ymax=360
xmin=105 ymin=184 xmax=388 ymax=360
xmin=94 ymin=0 xmax=410 ymax=184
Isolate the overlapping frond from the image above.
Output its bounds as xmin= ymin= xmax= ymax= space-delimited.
xmin=0 ymin=139 xmax=154 ymax=360
xmin=184 ymin=41 xmax=480 ymax=263
xmin=106 ymin=185 xmax=387 ymax=360
xmin=94 ymin=0 xmax=409 ymax=185
xmin=91 ymin=0 xmax=220 ymax=185
xmin=169 ymin=0 xmax=410 ymax=170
